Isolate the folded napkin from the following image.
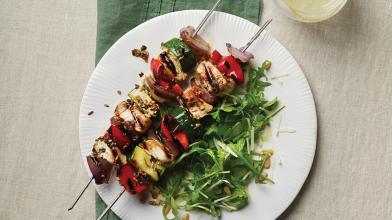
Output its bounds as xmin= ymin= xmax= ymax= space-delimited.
xmin=95 ymin=0 xmax=262 ymax=219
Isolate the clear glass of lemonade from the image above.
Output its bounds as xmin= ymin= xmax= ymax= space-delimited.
xmin=274 ymin=0 xmax=347 ymax=22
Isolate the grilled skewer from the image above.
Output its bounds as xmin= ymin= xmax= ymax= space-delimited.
xmin=92 ymin=3 xmax=221 ymax=220
xmin=68 ymin=88 xmax=158 ymax=211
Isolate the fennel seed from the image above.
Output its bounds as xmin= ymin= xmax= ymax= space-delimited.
xmin=264 ymin=158 xmax=271 ymax=169
xmin=182 ymin=213 xmax=189 ymax=220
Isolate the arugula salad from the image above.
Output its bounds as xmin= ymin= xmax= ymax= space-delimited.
xmin=157 ymin=65 xmax=282 ymax=218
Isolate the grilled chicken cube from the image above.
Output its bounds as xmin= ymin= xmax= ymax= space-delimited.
xmin=148 ymin=130 xmax=180 ymax=159
xmin=182 ymin=88 xmax=213 ymax=120
xmin=190 ymin=77 xmax=215 ymax=104
xmin=114 ymin=100 xmax=152 ymax=134
xmin=196 ymin=61 xmax=235 ymax=96
xmin=92 ymin=137 xmax=115 ymax=164
xmin=142 ymin=139 xmax=171 ymax=163
xmin=128 ymin=87 xmax=159 ymax=118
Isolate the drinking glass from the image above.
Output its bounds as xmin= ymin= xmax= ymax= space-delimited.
xmin=274 ymin=0 xmax=347 ymax=22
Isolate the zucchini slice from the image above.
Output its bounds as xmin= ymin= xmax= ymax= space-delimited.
xmin=162 ymin=38 xmax=196 ymax=73
xmin=131 ymin=146 xmax=165 ymax=182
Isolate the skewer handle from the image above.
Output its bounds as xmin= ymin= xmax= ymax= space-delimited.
xmin=241 ymin=19 xmax=273 ymax=52
xmin=192 ymin=0 xmax=223 ymax=37
xmin=68 ymin=176 xmax=94 ymax=211
xmin=96 ymin=189 xmax=126 ymax=220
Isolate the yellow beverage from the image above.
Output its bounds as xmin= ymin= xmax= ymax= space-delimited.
xmin=275 ymin=0 xmax=347 ymax=22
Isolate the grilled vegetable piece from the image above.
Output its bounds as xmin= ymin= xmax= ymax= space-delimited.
xmin=149 ymin=62 xmax=184 ymax=97
xmin=196 ymin=61 xmax=235 ymax=96
xmin=210 ymin=50 xmax=244 ymax=84
xmin=225 ymin=43 xmax=254 ymax=63
xmin=150 ymin=58 xmax=165 ymax=81
xmin=173 ymin=131 xmax=189 ymax=150
xmin=161 ymin=38 xmax=196 ymax=78
xmin=128 ymin=86 xmax=159 ymax=118
xmin=114 ymin=100 xmax=152 ymax=134
xmin=86 ymin=155 xmax=113 ymax=184
xmin=159 ymin=52 xmax=181 ymax=82
xmin=151 ymin=130 xmax=180 ymax=159
xmin=161 ymin=114 xmax=192 ymax=150
xmin=144 ymin=75 xmax=178 ymax=103
xmin=170 ymin=83 xmax=183 ymax=95
xmin=113 ymin=147 xmax=128 ymax=166
xmin=131 ymin=146 xmax=165 ymax=182
xmin=210 ymin=50 xmax=222 ymax=64
xmin=118 ymin=164 xmax=149 ymax=194
xmin=161 ymin=116 xmax=174 ymax=143
xmin=181 ymin=88 xmax=213 ymax=120
xmin=109 ymin=124 xmax=130 ymax=150
xmin=163 ymin=106 xmax=201 ymax=138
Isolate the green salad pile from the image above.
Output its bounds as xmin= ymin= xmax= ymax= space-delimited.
xmin=157 ymin=65 xmax=283 ymax=219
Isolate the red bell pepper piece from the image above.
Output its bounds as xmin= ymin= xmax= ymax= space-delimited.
xmin=110 ymin=124 xmax=130 ymax=148
xmin=218 ymin=56 xmax=244 ymax=84
xmin=158 ymin=80 xmax=170 ymax=90
xmin=161 ymin=115 xmax=190 ymax=150
xmin=216 ymin=60 xmax=229 ymax=74
xmin=173 ymin=131 xmax=189 ymax=150
xmin=118 ymin=164 xmax=148 ymax=194
xmin=158 ymin=81 xmax=183 ymax=95
xmin=103 ymin=131 xmax=110 ymax=139
xmin=150 ymin=58 xmax=164 ymax=80
xmin=211 ymin=50 xmax=244 ymax=84
xmin=170 ymin=83 xmax=183 ymax=95
xmin=161 ymin=115 xmax=173 ymax=143
xmin=152 ymin=59 xmax=182 ymax=95
xmin=210 ymin=50 xmax=222 ymax=64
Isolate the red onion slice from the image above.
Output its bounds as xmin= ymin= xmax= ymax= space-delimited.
xmin=226 ymin=43 xmax=254 ymax=63
xmin=144 ymin=75 xmax=178 ymax=100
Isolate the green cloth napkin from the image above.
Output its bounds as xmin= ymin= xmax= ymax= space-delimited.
xmin=95 ymin=0 xmax=262 ymax=219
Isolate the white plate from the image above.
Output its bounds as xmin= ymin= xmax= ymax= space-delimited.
xmin=79 ymin=10 xmax=317 ymax=220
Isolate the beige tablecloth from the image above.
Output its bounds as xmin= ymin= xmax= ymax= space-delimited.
xmin=0 ymin=0 xmax=391 ymax=219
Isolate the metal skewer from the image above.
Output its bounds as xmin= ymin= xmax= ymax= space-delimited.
xmin=241 ymin=19 xmax=273 ymax=52
xmin=68 ymin=176 xmax=94 ymax=211
xmin=192 ymin=0 xmax=223 ymax=37
xmin=97 ymin=189 xmax=126 ymax=220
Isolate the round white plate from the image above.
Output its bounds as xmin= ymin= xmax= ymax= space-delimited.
xmin=79 ymin=10 xmax=317 ymax=220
